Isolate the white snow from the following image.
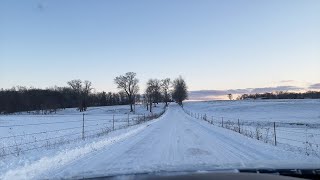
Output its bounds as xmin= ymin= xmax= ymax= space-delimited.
xmin=0 ymin=104 xmax=165 ymax=177
xmin=1 ymin=102 xmax=319 ymax=179
xmin=1 ymin=123 xmax=154 ymax=180
xmin=0 ymin=104 xmax=164 ymax=153
xmin=184 ymin=99 xmax=320 ymax=124
xmin=184 ymin=99 xmax=320 ymax=155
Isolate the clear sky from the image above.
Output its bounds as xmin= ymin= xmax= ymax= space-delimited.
xmin=1 ymin=0 xmax=319 ymax=94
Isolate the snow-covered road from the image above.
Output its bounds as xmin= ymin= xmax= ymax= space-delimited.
xmin=3 ymin=104 xmax=318 ymax=179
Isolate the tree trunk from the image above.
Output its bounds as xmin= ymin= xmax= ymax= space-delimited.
xmin=128 ymin=95 xmax=133 ymax=112
xmin=130 ymin=103 xmax=133 ymax=112
xmin=149 ymin=100 xmax=152 ymax=113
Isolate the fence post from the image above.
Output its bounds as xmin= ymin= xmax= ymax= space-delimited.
xmin=238 ymin=119 xmax=240 ymax=133
xmin=113 ymin=114 xmax=115 ymax=131
xmin=273 ymin=122 xmax=277 ymax=146
xmin=222 ymin=117 xmax=224 ymax=127
xmin=82 ymin=113 xmax=85 ymax=140
xmin=128 ymin=114 xmax=130 ymax=126
xmin=305 ymin=124 xmax=308 ymax=155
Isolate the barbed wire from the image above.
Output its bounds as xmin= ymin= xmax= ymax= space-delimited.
xmin=182 ymin=108 xmax=320 ymax=156
xmin=0 ymin=115 xmax=138 ymax=128
xmin=0 ymin=126 xmax=83 ymax=140
xmin=185 ymin=110 xmax=319 ymax=127
xmin=0 ymin=108 xmax=166 ymax=157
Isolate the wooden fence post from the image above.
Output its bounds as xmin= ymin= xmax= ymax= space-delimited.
xmin=82 ymin=113 xmax=85 ymax=140
xmin=128 ymin=114 xmax=130 ymax=126
xmin=113 ymin=114 xmax=115 ymax=131
xmin=305 ymin=124 xmax=308 ymax=155
xmin=274 ymin=122 xmax=277 ymax=146
xmin=222 ymin=117 xmax=224 ymax=127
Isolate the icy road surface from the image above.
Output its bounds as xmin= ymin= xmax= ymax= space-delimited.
xmin=3 ymin=104 xmax=318 ymax=179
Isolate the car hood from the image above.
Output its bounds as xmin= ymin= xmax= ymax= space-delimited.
xmin=50 ymin=161 xmax=320 ymax=180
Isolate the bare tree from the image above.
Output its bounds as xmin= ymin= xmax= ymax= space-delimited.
xmin=67 ymin=80 xmax=92 ymax=112
xmin=83 ymin=81 xmax=92 ymax=95
xmin=227 ymin=93 xmax=233 ymax=100
xmin=161 ymin=78 xmax=171 ymax=106
xmin=67 ymin=79 xmax=82 ymax=95
xmin=114 ymin=72 xmax=139 ymax=112
xmin=82 ymin=80 xmax=93 ymax=111
xmin=145 ymin=85 xmax=153 ymax=113
xmin=145 ymin=79 xmax=162 ymax=112
xmin=152 ymin=79 xmax=161 ymax=107
xmin=67 ymin=79 xmax=83 ymax=111
xmin=172 ymin=76 xmax=188 ymax=106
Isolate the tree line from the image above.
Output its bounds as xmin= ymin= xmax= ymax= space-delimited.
xmin=114 ymin=72 xmax=188 ymax=112
xmin=0 ymin=72 xmax=188 ymax=114
xmin=0 ymin=84 xmax=132 ymax=114
xmin=238 ymin=91 xmax=320 ymax=100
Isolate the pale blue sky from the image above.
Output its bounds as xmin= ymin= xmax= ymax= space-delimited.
xmin=1 ymin=0 xmax=319 ymax=93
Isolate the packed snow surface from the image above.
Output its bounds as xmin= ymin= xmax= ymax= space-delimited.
xmin=2 ymin=104 xmax=318 ymax=179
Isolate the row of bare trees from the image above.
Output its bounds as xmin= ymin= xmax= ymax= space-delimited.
xmin=145 ymin=79 xmax=163 ymax=112
xmin=114 ymin=72 xmax=188 ymax=112
xmin=144 ymin=77 xmax=188 ymax=112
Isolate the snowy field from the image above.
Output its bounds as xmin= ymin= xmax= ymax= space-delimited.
xmin=183 ymin=99 xmax=320 ymax=156
xmin=0 ymin=104 xmax=165 ymax=176
xmin=1 ymin=104 xmax=319 ymax=180
xmin=1 ymin=101 xmax=320 ymax=179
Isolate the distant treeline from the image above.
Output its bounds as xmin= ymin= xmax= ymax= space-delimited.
xmin=238 ymin=91 xmax=320 ymax=100
xmin=0 ymin=86 xmax=133 ymax=114
xmin=0 ymin=73 xmax=189 ymax=114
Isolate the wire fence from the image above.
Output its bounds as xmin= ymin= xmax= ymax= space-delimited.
xmin=182 ymin=108 xmax=320 ymax=157
xmin=0 ymin=109 xmax=166 ymax=158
